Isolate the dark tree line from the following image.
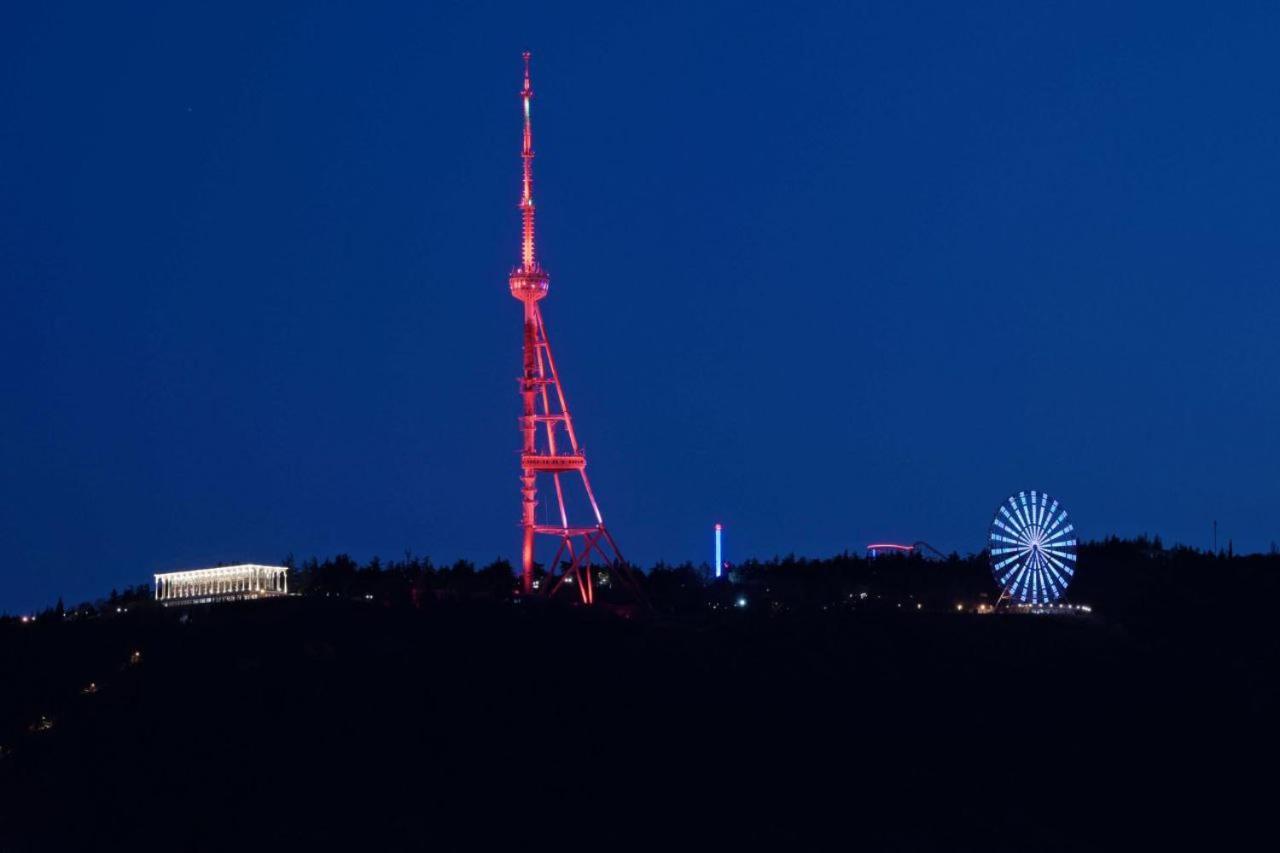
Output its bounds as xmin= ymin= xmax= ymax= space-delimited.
xmin=5 ymin=536 xmax=1279 ymax=625
xmin=286 ymin=553 xmax=518 ymax=604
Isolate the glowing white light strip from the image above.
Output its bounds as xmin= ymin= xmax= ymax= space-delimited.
xmin=154 ymin=565 xmax=289 ymax=601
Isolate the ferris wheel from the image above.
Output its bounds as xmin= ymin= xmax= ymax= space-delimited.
xmin=989 ymin=490 xmax=1077 ymax=605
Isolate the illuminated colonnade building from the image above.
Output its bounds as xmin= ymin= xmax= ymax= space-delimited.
xmin=154 ymin=564 xmax=289 ymax=606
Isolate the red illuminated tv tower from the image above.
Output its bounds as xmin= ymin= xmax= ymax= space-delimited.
xmin=508 ymin=52 xmax=639 ymax=604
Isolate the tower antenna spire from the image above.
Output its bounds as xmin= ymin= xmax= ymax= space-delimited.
xmin=519 ymin=49 xmax=537 ymax=272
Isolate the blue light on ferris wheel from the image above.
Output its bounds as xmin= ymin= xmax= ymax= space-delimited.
xmin=989 ymin=490 xmax=1078 ymax=605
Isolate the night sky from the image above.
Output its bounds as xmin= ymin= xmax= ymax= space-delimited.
xmin=3 ymin=1 xmax=1279 ymax=612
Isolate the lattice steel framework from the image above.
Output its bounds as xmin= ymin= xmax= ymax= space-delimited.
xmin=507 ymin=52 xmax=641 ymax=605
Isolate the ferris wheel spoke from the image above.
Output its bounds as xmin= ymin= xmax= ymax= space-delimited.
xmin=993 ymin=525 xmax=1021 ymax=546
xmin=998 ymin=507 xmax=1022 ymax=539
xmin=999 ymin=564 xmax=1015 ymax=590
xmin=1006 ymin=568 xmax=1025 ymax=600
xmin=1042 ymin=545 xmax=1076 ymax=562
xmin=1042 ymin=554 xmax=1074 ymax=585
xmin=1014 ymin=493 xmax=1033 ymax=533
xmin=998 ymin=520 xmax=1025 ymax=537
xmin=1042 ymin=528 xmax=1074 ymax=549
xmin=993 ymin=558 xmax=1024 ymax=578
xmin=1043 ymin=550 xmax=1074 ymax=578
xmin=1005 ymin=499 xmax=1025 ymax=535
xmin=1042 ymin=543 xmax=1076 ymax=561
xmin=988 ymin=517 xmax=1018 ymax=537
xmin=1043 ymin=494 xmax=1056 ymax=529
xmin=994 ymin=552 xmax=1023 ymax=573
xmin=1040 ymin=565 xmax=1058 ymax=595
xmin=1042 ymin=507 xmax=1066 ymax=535
xmin=1043 ymin=518 xmax=1073 ymax=538
xmin=1041 ymin=557 xmax=1070 ymax=589
xmin=1036 ymin=558 xmax=1051 ymax=603
xmin=1002 ymin=498 xmax=1018 ymax=528
xmin=1037 ymin=552 xmax=1062 ymax=599
xmin=1007 ymin=560 xmax=1029 ymax=592
xmin=998 ymin=554 xmax=1025 ymax=586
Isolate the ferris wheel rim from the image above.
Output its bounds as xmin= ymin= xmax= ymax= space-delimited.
xmin=988 ymin=489 xmax=1077 ymax=605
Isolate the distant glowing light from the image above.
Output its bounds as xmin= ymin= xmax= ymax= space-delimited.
xmin=867 ymin=543 xmax=915 ymax=558
xmin=735 ymin=596 xmax=747 ymax=609
xmin=715 ymin=523 xmax=723 ymax=579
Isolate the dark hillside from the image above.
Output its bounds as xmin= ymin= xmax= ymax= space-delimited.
xmin=2 ymin=578 xmax=1275 ymax=850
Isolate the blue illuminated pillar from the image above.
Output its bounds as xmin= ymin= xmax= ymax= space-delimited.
xmin=714 ymin=523 xmax=723 ymax=579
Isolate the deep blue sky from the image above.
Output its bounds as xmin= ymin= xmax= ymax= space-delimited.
xmin=3 ymin=1 xmax=1278 ymax=611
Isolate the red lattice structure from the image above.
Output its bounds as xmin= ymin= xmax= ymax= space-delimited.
xmin=508 ymin=52 xmax=642 ymax=605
